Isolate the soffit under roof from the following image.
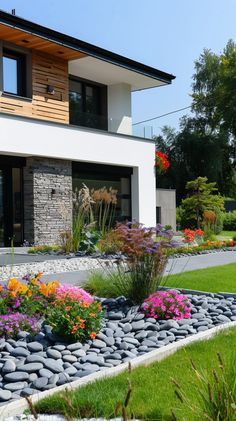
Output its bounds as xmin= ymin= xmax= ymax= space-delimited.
xmin=69 ymin=57 xmax=166 ymax=91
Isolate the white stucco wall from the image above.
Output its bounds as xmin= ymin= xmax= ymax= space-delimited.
xmin=0 ymin=114 xmax=156 ymax=227
xmin=108 ymin=83 xmax=132 ymax=134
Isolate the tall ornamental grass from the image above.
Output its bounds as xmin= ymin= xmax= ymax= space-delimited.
xmin=98 ymin=222 xmax=176 ymax=304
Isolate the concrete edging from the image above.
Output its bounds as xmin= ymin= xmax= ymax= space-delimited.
xmin=1 ymin=321 xmax=236 ymax=419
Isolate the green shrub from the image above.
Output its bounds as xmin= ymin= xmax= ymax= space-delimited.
xmin=180 ymin=177 xmax=224 ymax=229
xmin=46 ymin=296 xmax=103 ymax=342
xmin=84 ymin=271 xmax=120 ymax=298
xmin=223 ymin=211 xmax=236 ymax=231
xmin=28 ymin=245 xmax=60 ymax=254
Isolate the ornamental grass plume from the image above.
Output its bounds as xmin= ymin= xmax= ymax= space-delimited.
xmin=91 ymin=186 xmax=118 ymax=235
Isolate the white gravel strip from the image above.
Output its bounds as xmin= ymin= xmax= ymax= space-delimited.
xmin=4 ymin=417 xmax=130 ymax=421
xmin=0 ymin=258 xmax=107 ymax=281
xmin=3 ymin=416 xmax=132 ymax=421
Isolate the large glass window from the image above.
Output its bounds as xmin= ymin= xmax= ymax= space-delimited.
xmin=69 ymin=78 xmax=107 ymax=130
xmin=3 ymin=49 xmax=26 ymax=96
xmin=72 ymin=163 xmax=132 ymax=222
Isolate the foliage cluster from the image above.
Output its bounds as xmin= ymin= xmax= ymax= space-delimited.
xmin=28 ymin=245 xmax=61 ymax=254
xmin=98 ymin=222 xmax=176 ymax=304
xmin=179 ymin=177 xmax=224 ymax=230
xmin=223 ymin=211 xmax=236 ymax=231
xmin=155 ymin=40 xmax=236 ymax=202
xmin=0 ymin=274 xmax=103 ymax=341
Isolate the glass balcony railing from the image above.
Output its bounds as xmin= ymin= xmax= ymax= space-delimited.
xmin=70 ymin=111 xmax=154 ymax=140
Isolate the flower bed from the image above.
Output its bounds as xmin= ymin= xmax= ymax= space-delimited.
xmin=0 ymin=274 xmax=103 ymax=342
xmin=167 ymin=239 xmax=236 ymax=258
xmin=0 ymin=271 xmax=236 ymax=404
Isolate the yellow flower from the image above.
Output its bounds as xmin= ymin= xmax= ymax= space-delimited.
xmin=31 ymin=278 xmax=38 ymax=286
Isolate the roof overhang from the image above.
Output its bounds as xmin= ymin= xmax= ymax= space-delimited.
xmin=0 ymin=10 xmax=175 ymax=90
xmin=69 ymin=57 xmax=167 ymax=91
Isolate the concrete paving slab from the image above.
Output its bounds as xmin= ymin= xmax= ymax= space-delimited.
xmin=165 ymin=251 xmax=236 ymax=275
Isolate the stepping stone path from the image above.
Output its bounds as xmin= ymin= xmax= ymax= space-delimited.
xmin=0 ymin=291 xmax=236 ymax=405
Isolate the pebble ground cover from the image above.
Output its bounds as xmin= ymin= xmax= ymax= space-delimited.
xmin=0 ymin=275 xmax=236 ymax=405
xmin=35 ymin=326 xmax=236 ymax=420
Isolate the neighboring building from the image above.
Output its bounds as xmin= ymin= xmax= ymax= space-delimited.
xmin=156 ymin=189 xmax=176 ymax=230
xmin=0 ymin=10 xmax=175 ymax=246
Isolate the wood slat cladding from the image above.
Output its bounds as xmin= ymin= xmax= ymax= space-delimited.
xmin=0 ymin=23 xmax=86 ymax=60
xmin=0 ymin=51 xmax=69 ymax=123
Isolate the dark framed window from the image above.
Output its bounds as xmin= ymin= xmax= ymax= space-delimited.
xmin=0 ymin=42 xmax=32 ymax=99
xmin=3 ymin=49 xmax=26 ymax=96
xmin=69 ymin=77 xmax=107 ymax=130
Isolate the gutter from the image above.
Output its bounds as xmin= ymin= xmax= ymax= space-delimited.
xmin=0 ymin=10 xmax=175 ymax=84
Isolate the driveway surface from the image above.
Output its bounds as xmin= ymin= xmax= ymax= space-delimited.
xmin=41 ymin=250 xmax=236 ymax=285
xmin=0 ymin=250 xmax=236 ymax=286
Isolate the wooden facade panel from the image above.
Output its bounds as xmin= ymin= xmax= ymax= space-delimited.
xmin=0 ymin=50 xmax=69 ymax=124
xmin=0 ymin=23 xmax=87 ymax=60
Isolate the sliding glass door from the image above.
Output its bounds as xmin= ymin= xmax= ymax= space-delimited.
xmin=0 ymin=171 xmax=4 ymax=246
xmin=0 ymin=166 xmax=24 ymax=246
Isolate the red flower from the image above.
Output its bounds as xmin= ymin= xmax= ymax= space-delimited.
xmin=155 ymin=151 xmax=170 ymax=174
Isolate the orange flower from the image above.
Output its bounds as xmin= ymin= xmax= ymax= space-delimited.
xmin=37 ymin=272 xmax=42 ymax=278
xmin=71 ymin=324 xmax=79 ymax=334
xmin=81 ymin=302 xmax=89 ymax=308
xmin=27 ymin=290 xmax=33 ymax=298
xmin=0 ymin=285 xmax=3 ymax=292
xmin=8 ymin=278 xmax=20 ymax=291
xmin=90 ymin=332 xmax=97 ymax=340
xmin=65 ymin=306 xmax=72 ymax=312
xmin=10 ymin=291 xmax=17 ymax=298
xmin=89 ymin=312 xmax=96 ymax=318
xmin=79 ymin=323 xmax=85 ymax=329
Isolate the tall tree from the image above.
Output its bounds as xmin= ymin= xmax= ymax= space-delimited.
xmin=155 ymin=117 xmax=233 ymax=203
xmin=192 ymin=39 xmax=236 ymax=142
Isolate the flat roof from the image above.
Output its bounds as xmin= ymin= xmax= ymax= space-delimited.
xmin=0 ymin=10 xmax=175 ymax=87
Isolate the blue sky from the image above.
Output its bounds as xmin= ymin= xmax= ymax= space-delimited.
xmin=0 ymin=0 xmax=236 ymax=136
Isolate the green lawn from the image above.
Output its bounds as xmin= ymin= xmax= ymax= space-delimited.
xmin=164 ymin=262 xmax=236 ymax=293
xmin=36 ymin=326 xmax=236 ymax=420
xmin=217 ymin=230 xmax=236 ymax=239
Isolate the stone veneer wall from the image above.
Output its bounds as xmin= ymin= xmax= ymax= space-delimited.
xmin=24 ymin=158 xmax=72 ymax=245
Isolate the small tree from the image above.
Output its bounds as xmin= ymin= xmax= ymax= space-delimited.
xmin=180 ymin=177 xmax=224 ymax=228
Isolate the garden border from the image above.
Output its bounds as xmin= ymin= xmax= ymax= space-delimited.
xmin=1 ymin=321 xmax=236 ymax=419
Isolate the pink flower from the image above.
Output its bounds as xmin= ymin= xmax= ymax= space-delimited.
xmin=143 ymin=290 xmax=191 ymax=321
xmin=55 ymin=284 xmax=94 ymax=304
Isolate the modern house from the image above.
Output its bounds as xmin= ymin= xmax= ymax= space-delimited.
xmin=0 ymin=10 xmax=175 ymax=246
